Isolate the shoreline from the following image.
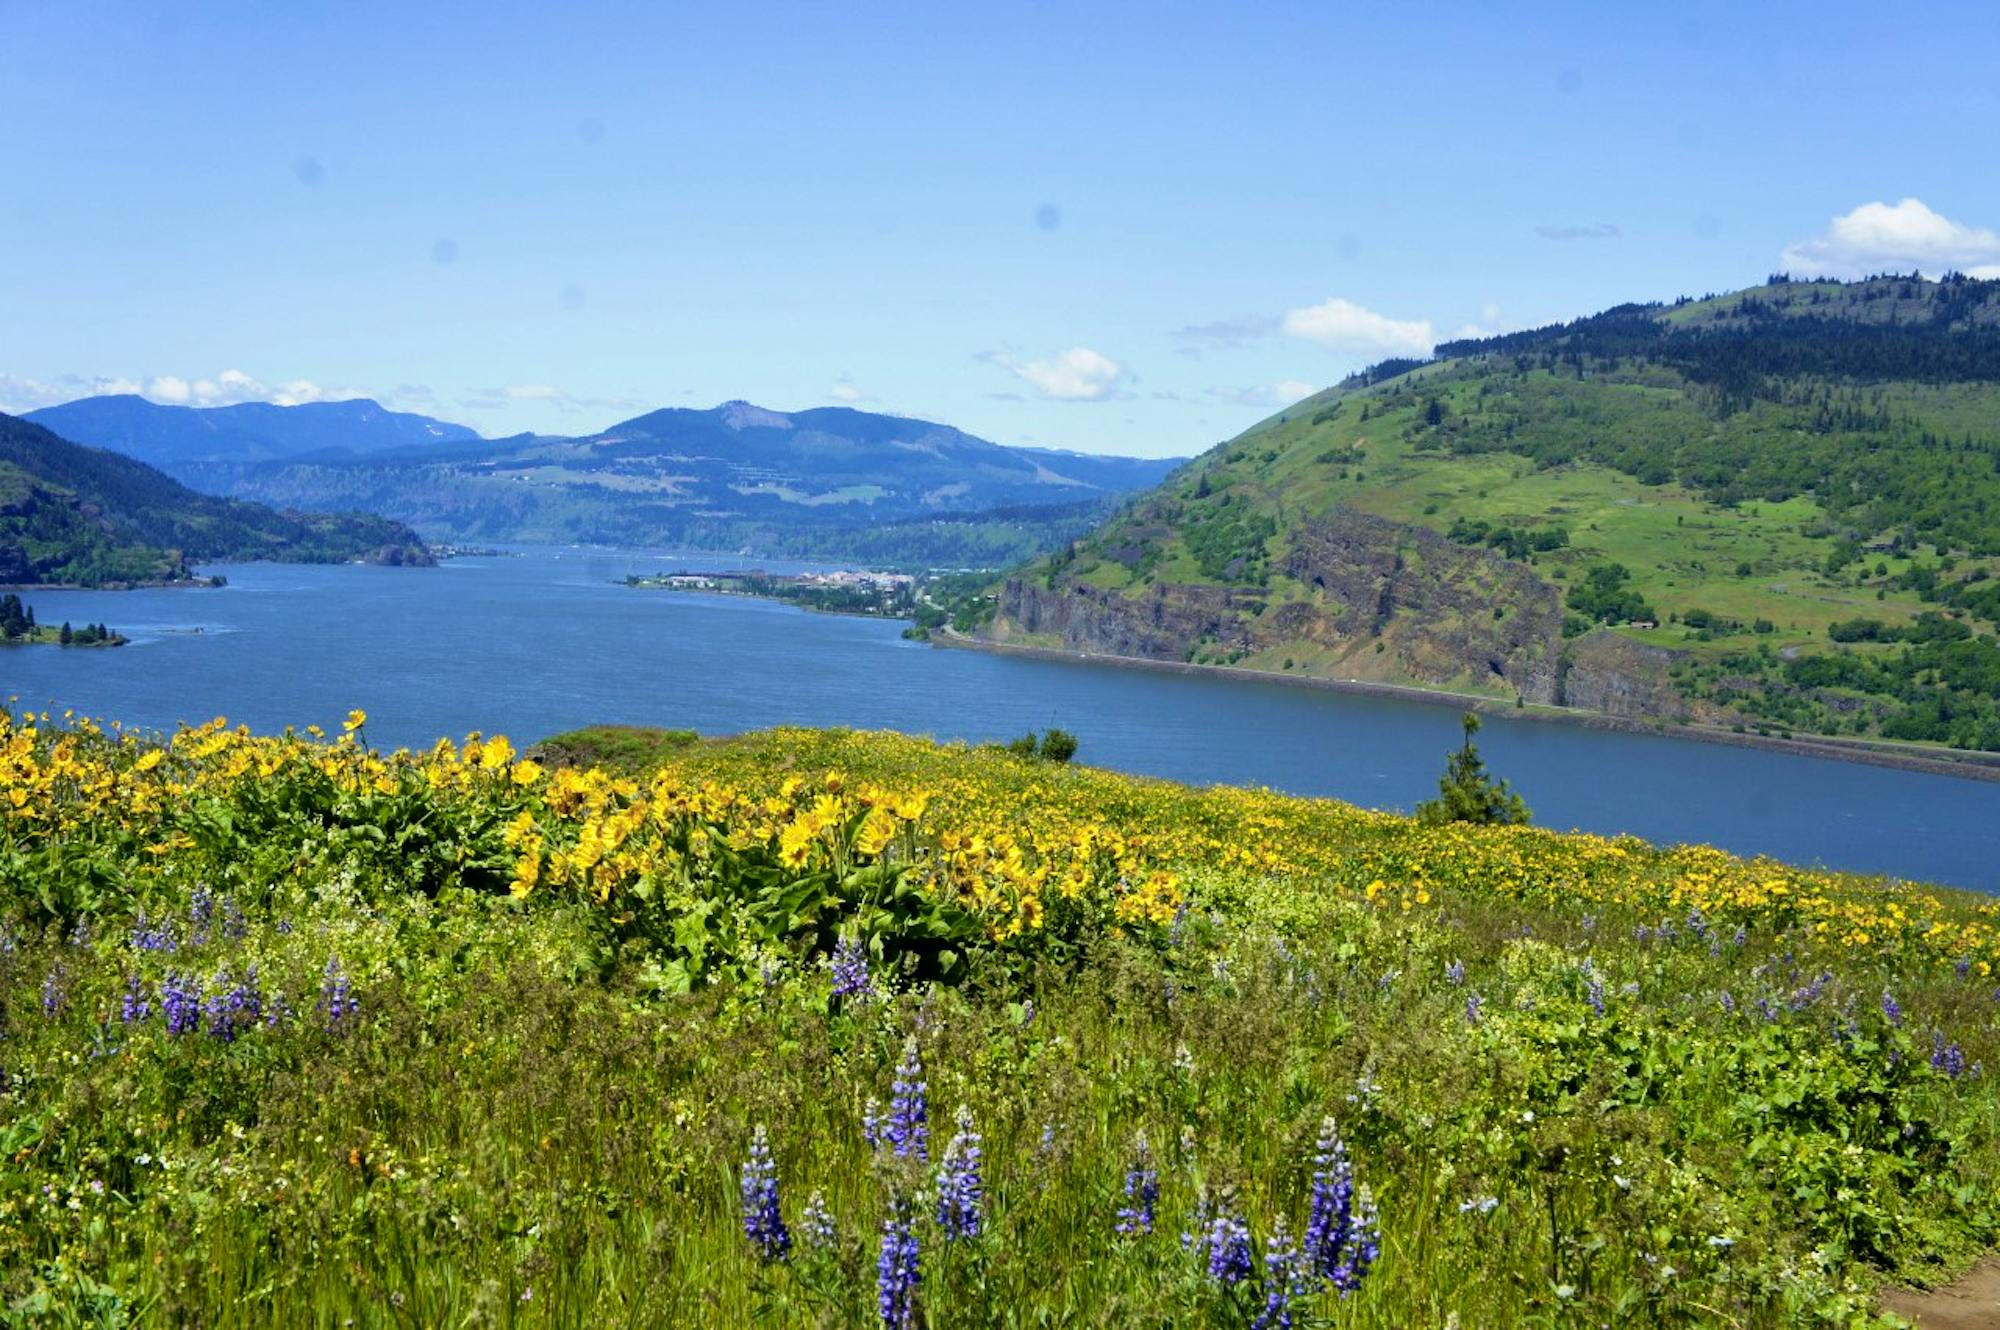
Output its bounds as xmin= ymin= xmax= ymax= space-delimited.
xmin=933 ymin=631 xmax=2000 ymax=785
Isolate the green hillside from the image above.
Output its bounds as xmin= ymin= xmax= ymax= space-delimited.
xmin=989 ymin=275 xmax=2000 ymax=752
xmin=0 ymin=413 xmax=435 ymax=586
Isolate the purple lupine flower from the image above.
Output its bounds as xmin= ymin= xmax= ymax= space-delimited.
xmin=1253 ymin=1217 xmax=1309 ymax=1330
xmin=1881 ymin=991 xmax=1904 ymax=1027
xmin=1445 ymin=959 xmax=1465 ymax=986
xmin=40 ymin=965 xmax=68 ymax=1018
xmin=1586 ymin=975 xmax=1606 ymax=1019
xmin=1115 ymin=1132 xmax=1158 ymax=1236
xmin=1955 ymin=957 xmax=1971 ymax=979
xmin=877 ymin=1203 xmax=921 ymax=1329
xmin=740 ymin=1124 xmax=790 ymax=1262
xmin=129 ymin=913 xmax=177 ymax=953
xmin=220 ymin=896 xmax=247 ymax=944
xmin=1788 ymin=972 xmax=1830 ymax=1010
xmin=1719 ymin=990 xmax=1736 ymax=1014
xmin=189 ymin=886 xmax=216 ymax=945
xmin=1931 ymin=1032 xmax=1968 ymax=1079
xmin=798 ymin=1189 xmax=837 ymax=1253
xmin=1756 ymin=997 xmax=1779 ymax=1022
xmin=161 ymin=972 xmax=203 ymax=1036
xmin=263 ymin=989 xmax=295 ymax=1029
xmin=120 ymin=974 xmax=151 ymax=1024
xmin=1304 ymin=1116 xmax=1355 ymax=1282
xmin=318 ymin=957 xmax=359 ymax=1033
xmin=204 ymin=967 xmax=262 ymax=1042
xmin=885 ymin=1038 xmax=928 ymax=1161
xmin=1334 ymin=1184 xmax=1381 ymax=1293
xmin=1193 ymin=1195 xmax=1253 ymax=1287
xmin=1465 ymin=993 xmax=1484 ymax=1025
xmin=862 ymin=1097 xmax=885 ymax=1151
xmin=935 ymin=1104 xmax=984 ymax=1240
xmin=830 ymin=936 xmax=874 ymax=1002
xmin=67 ymin=918 xmax=92 ymax=948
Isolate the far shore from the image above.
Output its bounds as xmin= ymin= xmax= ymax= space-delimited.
xmin=934 ymin=630 xmax=2000 ymax=785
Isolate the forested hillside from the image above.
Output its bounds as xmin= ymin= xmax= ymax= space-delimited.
xmin=988 ymin=275 xmax=2000 ymax=751
xmin=0 ymin=413 xmax=433 ymax=586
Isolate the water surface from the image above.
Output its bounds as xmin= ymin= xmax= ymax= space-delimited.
xmin=4 ymin=546 xmax=1994 ymax=891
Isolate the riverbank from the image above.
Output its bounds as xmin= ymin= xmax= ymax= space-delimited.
xmin=935 ymin=630 xmax=2000 ymax=784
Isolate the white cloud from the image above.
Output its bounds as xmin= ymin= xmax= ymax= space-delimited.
xmin=1000 ymin=347 xmax=1125 ymax=401
xmin=828 ymin=376 xmax=875 ymax=405
xmin=1280 ymin=298 xmax=1434 ymax=356
xmin=1209 ymin=379 xmax=1321 ymax=409
xmin=1780 ymin=198 xmax=2000 ymax=280
xmin=147 ymin=375 xmax=192 ymax=403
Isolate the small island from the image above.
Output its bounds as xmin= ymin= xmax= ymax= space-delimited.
xmin=0 ymin=593 xmax=127 ymax=647
xmin=626 ymin=567 xmax=917 ymax=618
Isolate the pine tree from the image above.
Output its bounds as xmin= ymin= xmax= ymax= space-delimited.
xmin=1415 ymin=714 xmax=1531 ymax=826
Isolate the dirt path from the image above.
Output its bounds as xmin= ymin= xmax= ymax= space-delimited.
xmin=1880 ymin=1257 xmax=2000 ymax=1327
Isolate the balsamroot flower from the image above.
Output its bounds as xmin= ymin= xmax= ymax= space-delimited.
xmin=877 ymin=1202 xmax=921 ymax=1329
xmin=740 ymin=1124 xmax=790 ymax=1262
xmin=935 ymin=1104 xmax=984 ymax=1240
xmin=1115 ymin=1131 xmax=1158 ymax=1236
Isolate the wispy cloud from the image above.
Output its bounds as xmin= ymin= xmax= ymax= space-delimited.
xmin=1170 ymin=315 xmax=1280 ymax=355
xmin=1280 ymin=297 xmax=1434 ymax=357
xmin=460 ymin=384 xmax=643 ymax=415
xmin=828 ymin=375 xmax=876 ymax=405
xmin=1209 ymin=379 xmax=1320 ymax=409
xmin=1780 ymin=198 xmax=2000 ymax=279
xmin=1535 ymin=222 xmax=1620 ymax=241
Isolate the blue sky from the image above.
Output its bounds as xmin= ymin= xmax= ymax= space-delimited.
xmin=4 ymin=1 xmax=1999 ymax=458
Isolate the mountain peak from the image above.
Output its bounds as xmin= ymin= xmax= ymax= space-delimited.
xmin=717 ymin=400 xmax=793 ymax=431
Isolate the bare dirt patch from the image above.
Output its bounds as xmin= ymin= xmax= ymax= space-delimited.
xmin=1880 ymin=1257 xmax=2000 ymax=1328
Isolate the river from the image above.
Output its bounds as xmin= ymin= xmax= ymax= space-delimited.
xmin=4 ymin=546 xmax=1995 ymax=891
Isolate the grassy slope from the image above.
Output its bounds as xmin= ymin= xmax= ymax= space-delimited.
xmin=5 ymin=717 xmax=1996 ymax=1325
xmin=1020 ymin=283 xmax=2000 ymax=738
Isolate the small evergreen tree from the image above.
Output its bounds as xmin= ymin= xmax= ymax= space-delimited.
xmin=59 ymin=621 xmax=73 ymax=646
xmin=1037 ymin=729 xmax=1079 ymax=763
xmin=1416 ymin=713 xmax=1531 ymax=826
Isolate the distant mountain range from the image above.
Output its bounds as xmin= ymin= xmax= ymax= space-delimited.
xmin=0 ymin=412 xmax=433 ymax=587
xmin=28 ymin=396 xmax=1186 ymax=566
xmin=26 ymin=396 xmax=480 ymax=468
xmin=987 ymin=274 xmax=2000 ymax=754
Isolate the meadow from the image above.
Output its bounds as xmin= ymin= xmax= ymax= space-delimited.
xmin=1 ymin=709 xmax=1996 ymax=1326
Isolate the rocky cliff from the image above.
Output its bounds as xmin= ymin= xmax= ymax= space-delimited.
xmin=990 ymin=507 xmax=1571 ymax=700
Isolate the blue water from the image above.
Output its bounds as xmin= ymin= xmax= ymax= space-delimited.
xmin=4 ymin=546 xmax=1995 ymax=891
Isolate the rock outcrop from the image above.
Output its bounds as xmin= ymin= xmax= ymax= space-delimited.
xmin=991 ymin=507 xmax=1570 ymax=701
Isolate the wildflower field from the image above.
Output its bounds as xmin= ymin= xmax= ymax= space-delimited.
xmin=1 ymin=709 xmax=1997 ymax=1326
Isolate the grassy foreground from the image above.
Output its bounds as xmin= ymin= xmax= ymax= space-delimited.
xmin=1 ymin=712 xmax=1997 ymax=1326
